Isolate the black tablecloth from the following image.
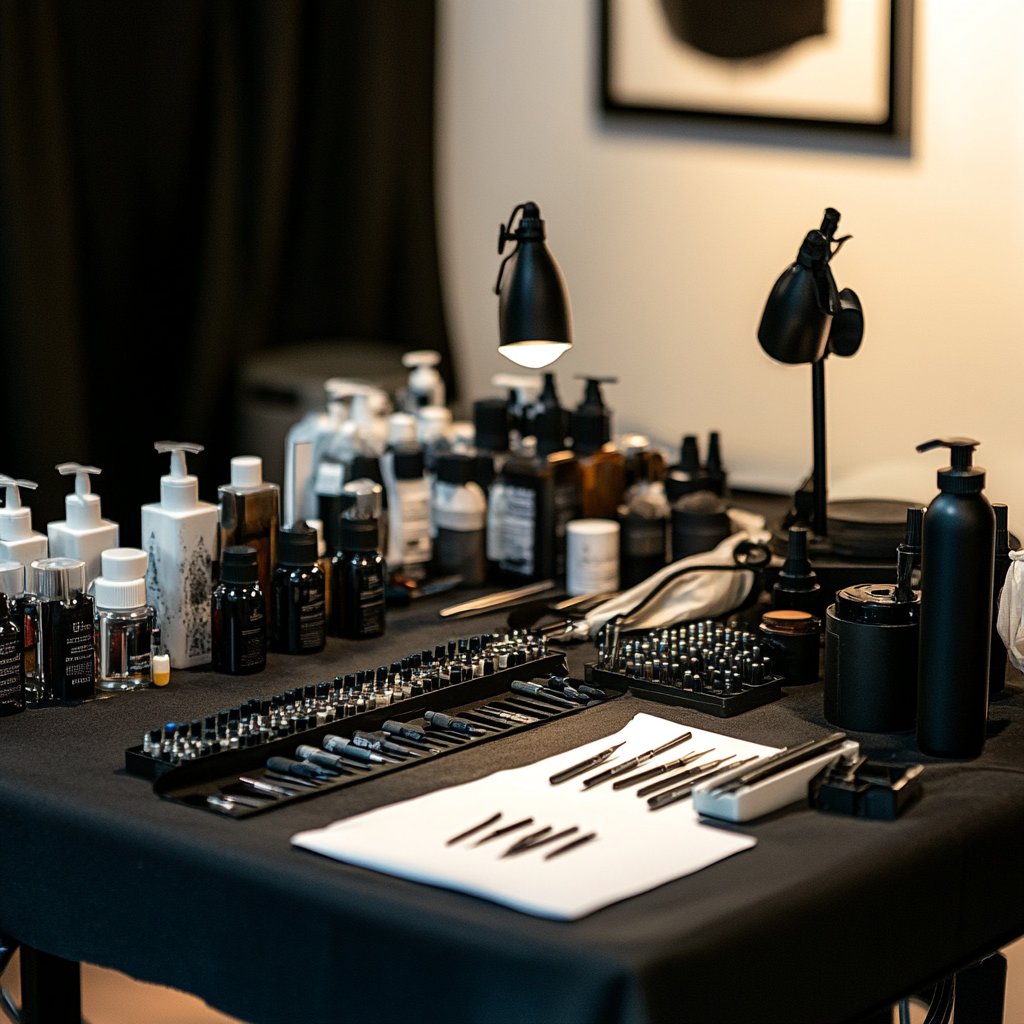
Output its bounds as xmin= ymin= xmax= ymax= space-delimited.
xmin=2 ymin=598 xmax=1023 ymax=1024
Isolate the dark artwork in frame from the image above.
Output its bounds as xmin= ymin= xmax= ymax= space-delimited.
xmin=601 ymin=0 xmax=912 ymax=138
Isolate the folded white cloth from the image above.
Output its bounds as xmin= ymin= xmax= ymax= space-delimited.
xmin=577 ymin=508 xmax=769 ymax=638
xmin=996 ymin=550 xmax=1024 ymax=672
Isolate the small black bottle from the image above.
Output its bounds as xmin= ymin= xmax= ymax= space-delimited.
xmin=772 ymin=526 xmax=821 ymax=618
xmin=272 ymin=522 xmax=326 ymax=655
xmin=0 ymin=590 xmax=24 ymax=715
xmin=30 ymin=557 xmax=95 ymax=701
xmin=916 ymin=438 xmax=995 ymax=758
xmin=211 ymin=546 xmax=267 ymax=674
xmin=330 ymin=480 xmax=386 ymax=640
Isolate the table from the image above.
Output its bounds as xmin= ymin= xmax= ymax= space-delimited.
xmin=1 ymin=596 xmax=1023 ymax=1024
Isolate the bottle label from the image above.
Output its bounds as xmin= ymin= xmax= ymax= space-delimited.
xmin=498 ymin=485 xmax=537 ymax=575
xmin=44 ymin=598 xmax=96 ymax=700
xmin=296 ymin=582 xmax=326 ymax=652
xmin=486 ymin=482 xmax=507 ymax=563
xmin=399 ymin=491 xmax=432 ymax=569
xmin=0 ymin=626 xmax=24 ymax=714
xmin=357 ymin=567 xmax=385 ymax=638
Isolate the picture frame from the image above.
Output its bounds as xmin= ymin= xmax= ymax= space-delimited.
xmin=601 ymin=0 xmax=911 ymax=137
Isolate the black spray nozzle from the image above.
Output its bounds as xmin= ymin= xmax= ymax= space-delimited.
xmin=895 ymin=506 xmax=926 ymax=604
xmin=574 ymin=375 xmax=618 ymax=410
xmin=705 ymin=432 xmax=724 ymax=474
xmin=781 ymin=527 xmax=815 ymax=582
xmin=679 ymin=435 xmax=701 ymax=474
xmin=570 ymin=375 xmax=617 ymax=452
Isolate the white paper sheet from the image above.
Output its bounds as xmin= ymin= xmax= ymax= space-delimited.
xmin=291 ymin=713 xmax=777 ymax=920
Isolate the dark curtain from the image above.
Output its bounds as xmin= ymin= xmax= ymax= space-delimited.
xmin=0 ymin=0 xmax=451 ymax=543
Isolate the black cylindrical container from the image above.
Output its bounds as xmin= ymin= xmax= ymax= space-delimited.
xmin=916 ymin=438 xmax=994 ymax=758
xmin=0 ymin=591 xmax=24 ymax=716
xmin=331 ymin=520 xmax=386 ymax=640
xmin=272 ymin=522 xmax=326 ymax=655
xmin=759 ymin=609 xmax=820 ymax=684
xmin=212 ymin=546 xmax=267 ymax=674
xmin=618 ymin=513 xmax=667 ymax=588
xmin=825 ymin=584 xmax=920 ymax=732
xmin=667 ymin=488 xmax=732 ymax=561
xmin=990 ymin=503 xmax=1010 ymax=699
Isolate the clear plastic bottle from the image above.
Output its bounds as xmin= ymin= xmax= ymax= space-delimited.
xmin=94 ymin=548 xmax=155 ymax=691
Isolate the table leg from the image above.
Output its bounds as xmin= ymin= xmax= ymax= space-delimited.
xmin=19 ymin=944 xmax=81 ymax=1024
xmin=953 ymin=952 xmax=1006 ymax=1024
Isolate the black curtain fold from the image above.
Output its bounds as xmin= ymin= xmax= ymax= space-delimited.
xmin=0 ymin=0 xmax=450 ymax=541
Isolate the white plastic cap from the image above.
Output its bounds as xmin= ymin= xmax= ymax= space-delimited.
xmin=402 ymin=349 xmax=441 ymax=368
xmin=417 ymin=406 xmax=452 ymax=444
xmin=230 ymin=456 xmax=263 ymax=488
xmin=100 ymin=547 xmax=149 ymax=581
xmin=94 ymin=547 xmax=149 ymax=610
xmin=306 ymin=518 xmax=327 ymax=557
xmin=388 ymin=413 xmax=418 ymax=447
xmin=0 ymin=561 xmax=24 ymax=597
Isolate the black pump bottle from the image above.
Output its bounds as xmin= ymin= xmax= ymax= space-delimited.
xmin=915 ymin=438 xmax=994 ymax=759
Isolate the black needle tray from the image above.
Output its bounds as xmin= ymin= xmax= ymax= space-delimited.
xmin=134 ymin=653 xmax=625 ymax=817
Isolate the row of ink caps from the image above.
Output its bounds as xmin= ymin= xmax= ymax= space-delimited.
xmin=141 ymin=631 xmax=550 ymax=765
xmin=599 ymin=621 xmax=777 ymax=692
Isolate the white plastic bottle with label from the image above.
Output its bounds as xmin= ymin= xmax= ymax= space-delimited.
xmin=0 ymin=477 xmax=48 ymax=564
xmin=431 ymin=454 xmax=486 ymax=586
xmin=140 ymin=442 xmax=218 ymax=668
xmin=381 ymin=417 xmax=432 ymax=582
xmin=47 ymin=463 xmax=119 ymax=587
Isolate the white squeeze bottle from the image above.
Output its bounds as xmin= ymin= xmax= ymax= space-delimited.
xmin=0 ymin=477 xmax=48 ymax=564
xmin=140 ymin=442 xmax=218 ymax=668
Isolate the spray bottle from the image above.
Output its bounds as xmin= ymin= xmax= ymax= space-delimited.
xmin=140 ymin=442 xmax=218 ymax=668
xmin=570 ymin=376 xmax=626 ymax=518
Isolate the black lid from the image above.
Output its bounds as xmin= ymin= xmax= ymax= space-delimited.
xmin=835 ymin=583 xmax=918 ymax=625
xmin=340 ymin=518 xmax=380 ymax=552
xmin=665 ymin=473 xmax=708 ymax=501
xmin=392 ymin=448 xmax=425 ymax=479
xmin=780 ymin=526 xmax=817 ymax=587
xmin=532 ymin=372 xmax=568 ymax=455
xmin=221 ymin=545 xmax=259 ymax=584
xmin=705 ymin=431 xmax=724 ymax=474
xmin=349 ymin=455 xmax=384 ymax=485
xmin=570 ymin=376 xmax=616 ymax=453
xmin=679 ymin=435 xmax=701 ymax=474
xmin=473 ymin=398 xmax=510 ymax=451
xmin=473 ymin=452 xmax=496 ymax=490
xmin=435 ymin=452 xmax=474 ymax=485
xmin=278 ymin=522 xmax=318 ymax=567
xmin=916 ymin=437 xmax=986 ymax=494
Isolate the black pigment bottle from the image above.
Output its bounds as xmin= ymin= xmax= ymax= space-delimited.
xmin=330 ymin=480 xmax=386 ymax=640
xmin=0 ymin=588 xmax=24 ymax=716
xmin=211 ymin=545 xmax=267 ymax=674
xmin=916 ymin=438 xmax=995 ymax=759
xmin=272 ymin=522 xmax=326 ymax=654
xmin=30 ymin=557 xmax=95 ymax=701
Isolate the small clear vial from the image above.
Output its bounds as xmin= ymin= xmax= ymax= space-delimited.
xmin=94 ymin=548 xmax=155 ymax=691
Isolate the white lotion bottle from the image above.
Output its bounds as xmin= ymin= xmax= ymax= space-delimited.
xmin=0 ymin=477 xmax=48 ymax=564
xmin=47 ymin=463 xmax=119 ymax=586
xmin=140 ymin=442 xmax=218 ymax=668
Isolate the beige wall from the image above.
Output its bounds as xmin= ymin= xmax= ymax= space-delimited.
xmin=438 ymin=0 xmax=1024 ymax=528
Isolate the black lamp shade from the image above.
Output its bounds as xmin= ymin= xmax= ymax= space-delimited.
xmin=497 ymin=205 xmax=572 ymax=369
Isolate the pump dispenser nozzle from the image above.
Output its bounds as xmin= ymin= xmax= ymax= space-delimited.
xmin=916 ymin=437 xmax=985 ymax=493
xmin=571 ymin=376 xmax=617 ymax=453
xmin=0 ymin=476 xmax=37 ymax=510
xmin=55 ymin=463 xmax=106 ymax=529
xmin=154 ymin=441 xmax=205 ymax=512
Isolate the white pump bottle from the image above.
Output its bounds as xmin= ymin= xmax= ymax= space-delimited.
xmin=47 ymin=463 xmax=120 ymax=586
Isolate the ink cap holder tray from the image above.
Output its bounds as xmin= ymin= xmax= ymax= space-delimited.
xmin=136 ymin=658 xmax=625 ymax=818
xmin=585 ymin=665 xmax=782 ymax=718
xmin=692 ymin=739 xmax=859 ymax=823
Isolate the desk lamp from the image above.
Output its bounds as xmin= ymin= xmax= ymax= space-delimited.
xmin=494 ymin=202 xmax=572 ymax=369
xmin=758 ymin=208 xmax=866 ymax=543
